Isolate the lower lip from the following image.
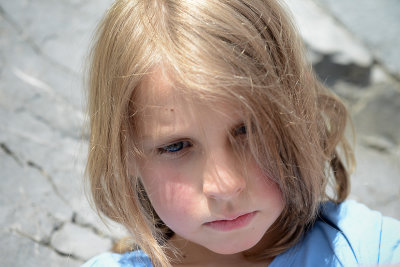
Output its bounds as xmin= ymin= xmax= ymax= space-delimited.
xmin=205 ymin=211 xmax=257 ymax=231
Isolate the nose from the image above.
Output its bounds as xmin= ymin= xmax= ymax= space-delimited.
xmin=202 ymin=148 xmax=246 ymax=200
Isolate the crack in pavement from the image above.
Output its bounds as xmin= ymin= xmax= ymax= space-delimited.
xmin=26 ymin=160 xmax=71 ymax=207
xmin=0 ymin=143 xmax=23 ymax=166
xmin=8 ymin=204 xmax=111 ymax=263
xmin=10 ymin=226 xmax=84 ymax=262
xmin=0 ymin=142 xmax=70 ymax=206
xmin=0 ymin=4 xmax=78 ymax=77
xmin=71 ymin=212 xmax=119 ymax=242
xmin=3 ymin=140 xmax=123 ymax=255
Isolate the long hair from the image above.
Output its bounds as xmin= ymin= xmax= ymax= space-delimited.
xmin=85 ymin=0 xmax=354 ymax=266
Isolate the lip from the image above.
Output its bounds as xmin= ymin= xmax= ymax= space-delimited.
xmin=204 ymin=211 xmax=257 ymax=232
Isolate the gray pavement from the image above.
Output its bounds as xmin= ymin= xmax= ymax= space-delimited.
xmin=1 ymin=0 xmax=399 ymax=266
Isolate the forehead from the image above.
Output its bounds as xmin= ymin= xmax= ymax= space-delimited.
xmin=135 ymin=69 xmax=193 ymax=129
xmin=134 ymin=69 xmax=243 ymax=137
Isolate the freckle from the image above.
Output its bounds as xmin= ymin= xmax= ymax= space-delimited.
xmin=170 ymin=108 xmax=174 ymax=112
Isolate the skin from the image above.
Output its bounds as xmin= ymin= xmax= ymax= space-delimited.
xmin=134 ymin=70 xmax=284 ymax=266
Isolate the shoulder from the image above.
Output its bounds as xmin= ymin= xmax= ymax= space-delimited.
xmin=82 ymin=250 xmax=153 ymax=267
xmin=271 ymin=200 xmax=400 ymax=267
xmin=319 ymin=200 xmax=400 ymax=265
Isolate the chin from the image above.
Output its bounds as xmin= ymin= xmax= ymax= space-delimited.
xmin=205 ymin=238 xmax=259 ymax=255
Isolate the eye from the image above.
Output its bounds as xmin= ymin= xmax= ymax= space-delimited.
xmin=158 ymin=141 xmax=192 ymax=154
xmin=233 ymin=124 xmax=247 ymax=136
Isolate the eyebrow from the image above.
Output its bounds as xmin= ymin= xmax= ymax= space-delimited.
xmin=139 ymin=133 xmax=192 ymax=148
xmin=139 ymin=119 xmax=246 ymax=148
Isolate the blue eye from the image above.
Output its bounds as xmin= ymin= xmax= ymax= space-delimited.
xmin=159 ymin=141 xmax=191 ymax=154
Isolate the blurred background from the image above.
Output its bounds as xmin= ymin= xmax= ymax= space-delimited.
xmin=0 ymin=0 xmax=399 ymax=266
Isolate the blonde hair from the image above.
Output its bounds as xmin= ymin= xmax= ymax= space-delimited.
xmin=86 ymin=0 xmax=354 ymax=266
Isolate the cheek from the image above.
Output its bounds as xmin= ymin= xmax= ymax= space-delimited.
xmin=250 ymin=161 xmax=284 ymax=206
xmin=140 ymin=162 xmax=199 ymax=222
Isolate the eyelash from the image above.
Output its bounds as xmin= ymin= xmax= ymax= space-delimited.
xmin=233 ymin=124 xmax=247 ymax=136
xmin=158 ymin=140 xmax=192 ymax=155
xmin=157 ymin=124 xmax=247 ymax=155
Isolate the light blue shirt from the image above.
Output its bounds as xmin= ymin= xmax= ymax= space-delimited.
xmin=82 ymin=201 xmax=400 ymax=266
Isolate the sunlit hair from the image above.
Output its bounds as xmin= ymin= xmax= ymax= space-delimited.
xmin=85 ymin=0 xmax=354 ymax=266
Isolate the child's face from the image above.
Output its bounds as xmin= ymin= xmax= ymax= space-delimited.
xmin=135 ymin=72 xmax=284 ymax=255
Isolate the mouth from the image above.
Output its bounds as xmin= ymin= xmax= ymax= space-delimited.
xmin=204 ymin=211 xmax=257 ymax=232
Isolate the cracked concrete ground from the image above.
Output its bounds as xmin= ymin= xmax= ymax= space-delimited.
xmin=1 ymin=0 xmax=399 ymax=266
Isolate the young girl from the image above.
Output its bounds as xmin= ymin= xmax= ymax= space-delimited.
xmin=83 ymin=0 xmax=400 ymax=266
